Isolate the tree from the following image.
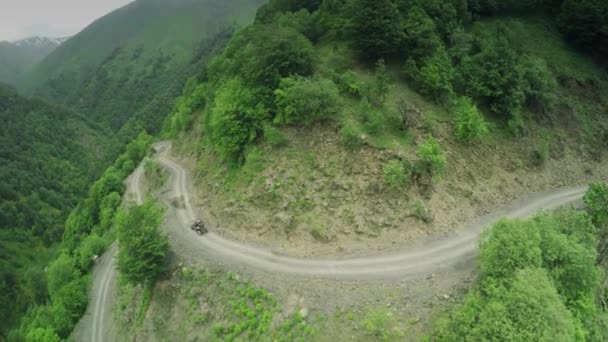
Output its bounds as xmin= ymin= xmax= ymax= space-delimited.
xmin=453 ymin=97 xmax=489 ymax=143
xmin=116 ymin=199 xmax=168 ymax=286
xmin=77 ymin=234 xmax=106 ymax=270
xmin=402 ymin=6 xmax=442 ymax=61
xmin=47 ymin=254 xmax=77 ymax=299
xmin=406 ymin=47 xmax=454 ymax=100
xmin=351 ymin=0 xmax=405 ymax=61
xmin=415 ymin=137 xmax=446 ymax=183
xmin=479 ymin=219 xmax=542 ymax=280
xmin=25 ymin=327 xmax=61 ymax=342
xmin=274 ymin=76 xmax=341 ymax=125
xmin=584 ymin=182 xmax=608 ymax=227
xmin=558 ymin=0 xmax=608 ymax=57
xmin=371 ymin=59 xmax=392 ymax=103
xmin=208 ymin=79 xmax=270 ymax=162
xmin=455 ymin=27 xmax=525 ymax=119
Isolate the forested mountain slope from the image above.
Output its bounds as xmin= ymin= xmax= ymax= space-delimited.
xmin=0 ymin=37 xmax=65 ymax=86
xmin=21 ymin=0 xmax=266 ymax=136
xmin=0 ymin=85 xmax=114 ymax=337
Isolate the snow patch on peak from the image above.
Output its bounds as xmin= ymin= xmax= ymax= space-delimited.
xmin=12 ymin=36 xmax=70 ymax=48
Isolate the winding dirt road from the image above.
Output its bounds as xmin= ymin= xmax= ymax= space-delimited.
xmin=155 ymin=143 xmax=587 ymax=279
xmin=76 ymin=142 xmax=589 ymax=341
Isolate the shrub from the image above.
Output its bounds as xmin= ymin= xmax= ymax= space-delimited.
xmin=358 ymin=98 xmax=385 ymax=134
xmin=78 ymin=234 xmax=106 ymax=270
xmin=383 ymin=160 xmax=410 ymax=190
xmin=25 ymin=327 xmax=61 ymax=342
xmin=361 ymin=307 xmax=402 ymax=340
xmin=263 ymin=125 xmax=288 ymax=147
xmin=275 ymin=76 xmax=341 ymax=126
xmin=340 ymin=121 xmax=363 ymax=149
xmin=584 ymin=182 xmax=608 ymax=226
xmin=416 ymin=137 xmax=446 ymax=183
xmin=453 ymin=97 xmax=489 ymax=143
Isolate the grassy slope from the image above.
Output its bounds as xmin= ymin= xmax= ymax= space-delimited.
xmin=21 ymin=0 xmax=265 ymax=132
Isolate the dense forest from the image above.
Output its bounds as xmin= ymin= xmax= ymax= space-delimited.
xmin=0 ymin=84 xmax=115 ymax=337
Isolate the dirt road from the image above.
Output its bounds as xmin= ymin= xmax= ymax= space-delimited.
xmin=155 ymin=143 xmax=587 ymax=280
xmin=72 ymin=166 xmax=144 ymax=342
xmin=77 ymin=142 xmax=588 ymax=341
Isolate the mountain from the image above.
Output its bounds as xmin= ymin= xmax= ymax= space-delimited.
xmin=0 ymin=37 xmax=66 ymax=86
xmin=21 ymin=0 xmax=266 ymax=136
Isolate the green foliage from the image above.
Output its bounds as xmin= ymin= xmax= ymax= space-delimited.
xmin=371 ymin=59 xmax=392 ymax=103
xmin=383 ymin=160 xmax=411 ymax=190
xmin=340 ymin=121 xmax=363 ymax=149
xmin=405 ymin=47 xmax=454 ymax=100
xmin=274 ymin=76 xmax=341 ymax=125
xmin=361 ymin=307 xmax=402 ymax=341
xmin=434 ymin=206 xmax=608 ymax=341
xmin=521 ymin=56 xmax=558 ymax=113
xmin=25 ymin=327 xmax=61 ymax=342
xmin=453 ymin=96 xmax=489 ymax=143
xmin=77 ymin=234 xmax=106 ymax=271
xmin=219 ymin=25 xmax=316 ymax=89
xmin=263 ymin=125 xmax=288 ymax=148
xmin=558 ymin=0 xmax=608 ymax=58
xmin=480 ymin=219 xmax=542 ymax=280
xmin=455 ymin=26 xmax=526 ymax=118
xmin=47 ymin=254 xmax=77 ymax=299
xmin=416 ymin=137 xmax=446 ymax=183
xmin=116 ymin=199 xmax=169 ymax=286
xmin=402 ymin=6 xmax=442 ymax=61
xmin=584 ymin=182 xmax=608 ymax=227
xmin=358 ymin=98 xmax=385 ymax=134
xmin=208 ymin=78 xmax=269 ymax=162
xmin=350 ymin=0 xmax=405 ymax=61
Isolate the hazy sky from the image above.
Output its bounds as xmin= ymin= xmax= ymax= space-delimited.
xmin=0 ymin=0 xmax=134 ymax=41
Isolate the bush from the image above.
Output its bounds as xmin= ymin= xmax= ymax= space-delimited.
xmin=382 ymin=160 xmax=410 ymax=190
xmin=453 ymin=97 xmax=489 ymax=143
xmin=78 ymin=234 xmax=106 ymax=270
xmin=274 ymin=76 xmax=341 ymax=126
xmin=358 ymin=98 xmax=385 ymax=134
xmin=584 ymin=182 xmax=608 ymax=226
xmin=340 ymin=121 xmax=363 ymax=149
xmin=263 ymin=125 xmax=288 ymax=147
xmin=416 ymin=137 xmax=446 ymax=183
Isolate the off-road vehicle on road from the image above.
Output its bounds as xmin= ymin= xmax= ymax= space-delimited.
xmin=191 ymin=219 xmax=208 ymax=235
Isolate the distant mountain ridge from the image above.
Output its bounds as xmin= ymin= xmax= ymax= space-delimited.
xmin=21 ymin=0 xmax=266 ymax=136
xmin=0 ymin=36 xmax=67 ymax=86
